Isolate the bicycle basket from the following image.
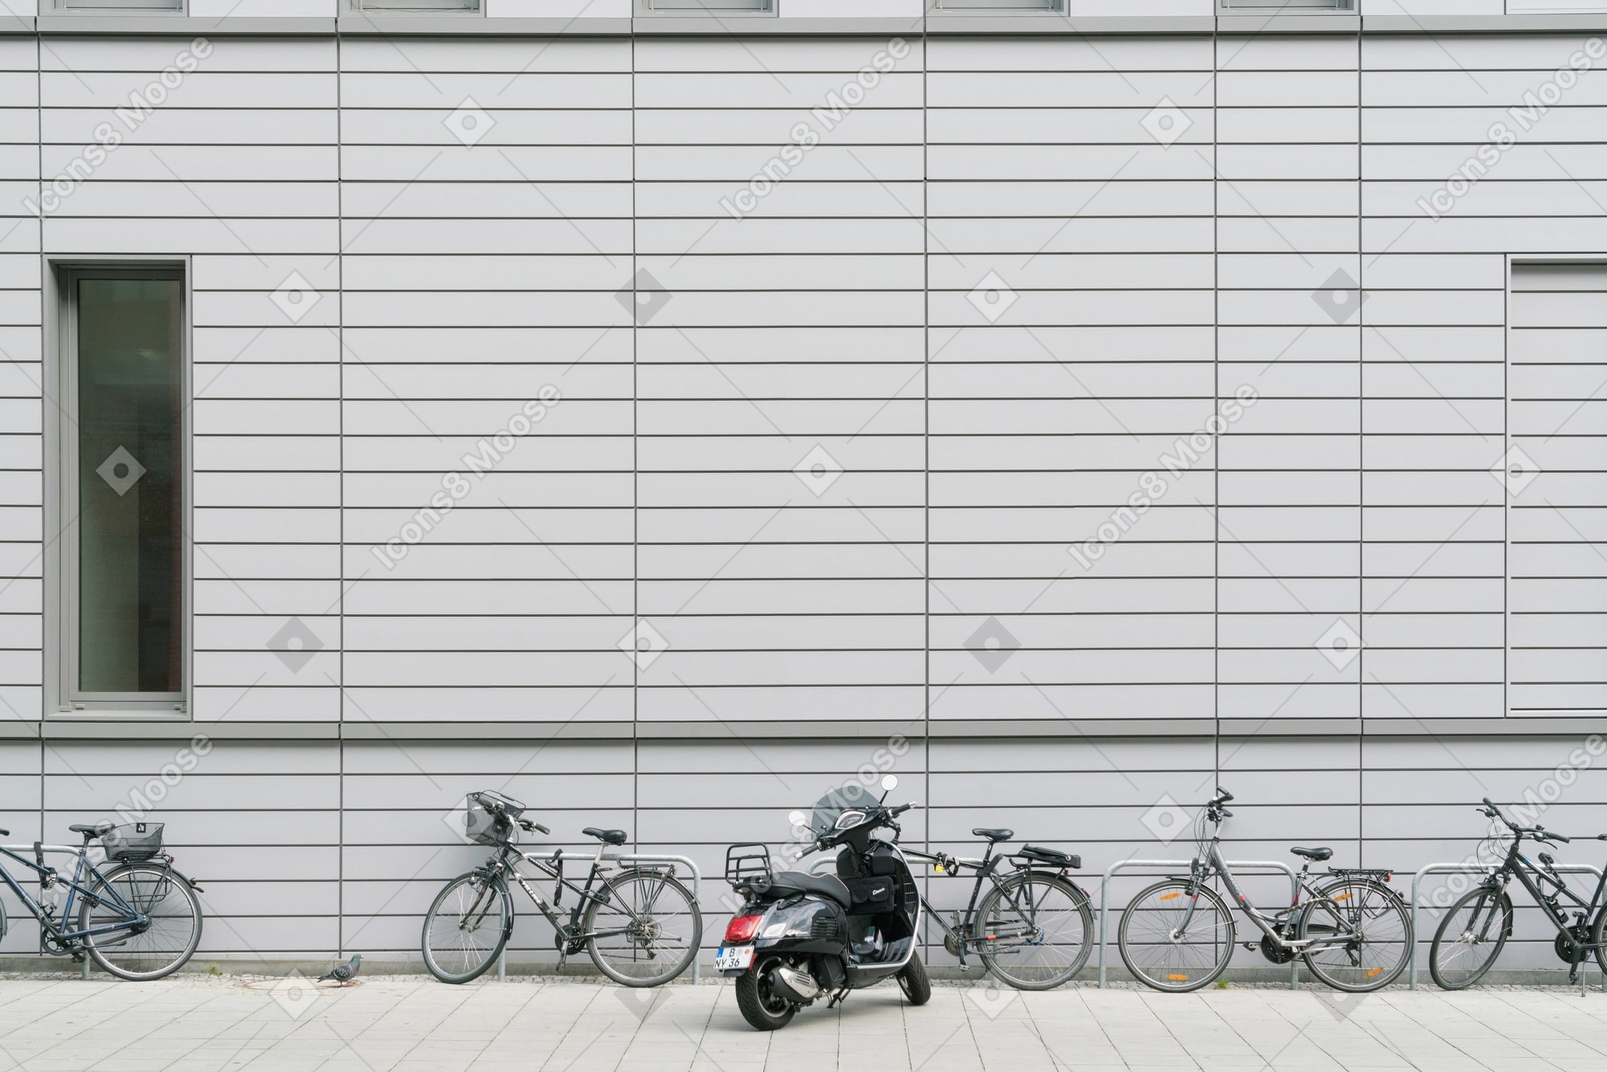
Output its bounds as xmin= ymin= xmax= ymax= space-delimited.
xmin=99 ymin=822 xmax=164 ymax=862
xmin=464 ymin=790 xmax=525 ymax=846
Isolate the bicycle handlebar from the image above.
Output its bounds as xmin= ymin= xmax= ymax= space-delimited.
xmin=0 ymin=826 xmax=7 ymax=837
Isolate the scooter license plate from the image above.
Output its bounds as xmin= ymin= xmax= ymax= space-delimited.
xmin=715 ymin=945 xmax=755 ymax=971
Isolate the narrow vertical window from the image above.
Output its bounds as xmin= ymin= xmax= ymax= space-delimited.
xmin=59 ymin=269 xmax=186 ymax=712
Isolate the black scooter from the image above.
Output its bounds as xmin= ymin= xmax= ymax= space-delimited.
xmin=719 ymin=774 xmax=930 ymax=1030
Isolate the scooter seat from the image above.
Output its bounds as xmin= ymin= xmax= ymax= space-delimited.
xmin=768 ymin=870 xmax=852 ymax=906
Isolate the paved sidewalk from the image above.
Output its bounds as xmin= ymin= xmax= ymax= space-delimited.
xmin=1 ymin=976 xmax=1605 ymax=1072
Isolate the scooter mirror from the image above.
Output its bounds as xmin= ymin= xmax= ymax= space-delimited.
xmin=881 ymin=774 xmax=898 ymax=792
xmin=787 ymin=810 xmax=807 ymax=827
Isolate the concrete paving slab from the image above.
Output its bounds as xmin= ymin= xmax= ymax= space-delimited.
xmin=1 ymin=976 xmax=1606 ymax=1071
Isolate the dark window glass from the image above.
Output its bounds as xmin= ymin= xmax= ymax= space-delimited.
xmin=75 ymin=278 xmax=183 ymax=695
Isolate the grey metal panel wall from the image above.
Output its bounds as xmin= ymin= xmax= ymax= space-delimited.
xmin=0 ymin=26 xmax=1602 ymax=973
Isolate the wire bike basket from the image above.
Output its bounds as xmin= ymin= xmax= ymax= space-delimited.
xmin=1408 ymin=861 xmax=1607 ymax=996
xmin=1096 ymin=858 xmax=1304 ymax=989
xmin=99 ymin=823 xmax=164 ymax=863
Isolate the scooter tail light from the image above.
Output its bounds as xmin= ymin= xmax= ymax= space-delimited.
xmin=725 ymin=913 xmax=762 ymax=943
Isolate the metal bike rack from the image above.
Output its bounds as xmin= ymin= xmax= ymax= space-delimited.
xmin=2 ymin=844 xmax=97 ymax=980
xmin=1409 ymin=862 xmax=1607 ymax=996
xmin=497 ymin=850 xmax=704 ymax=983
xmin=1096 ymin=859 xmax=1303 ymax=989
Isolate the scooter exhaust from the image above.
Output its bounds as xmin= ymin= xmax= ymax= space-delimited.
xmin=770 ymin=965 xmax=820 ymax=1003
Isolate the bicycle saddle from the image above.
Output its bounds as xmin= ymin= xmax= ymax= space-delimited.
xmin=69 ymin=822 xmax=114 ymax=837
xmin=583 ymin=827 xmax=627 ymax=846
xmin=1290 ymin=846 xmax=1333 ymax=862
xmin=973 ymin=828 xmax=1014 ymax=842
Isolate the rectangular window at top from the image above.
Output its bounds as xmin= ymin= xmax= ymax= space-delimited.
xmin=1219 ymin=0 xmax=1354 ymax=9
xmin=639 ymin=0 xmax=776 ymax=12
xmin=354 ymin=0 xmax=482 ymax=11
xmin=932 ymin=0 xmax=1064 ymax=10
xmin=56 ymin=0 xmax=185 ymax=10
xmin=57 ymin=269 xmax=186 ymax=714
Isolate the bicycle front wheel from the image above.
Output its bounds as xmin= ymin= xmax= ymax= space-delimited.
xmin=1299 ymin=878 xmax=1413 ymax=992
xmin=974 ymin=872 xmax=1093 ymax=990
xmin=1429 ymin=886 xmax=1512 ymax=990
xmin=422 ymin=871 xmax=511 ymax=984
xmin=585 ymin=869 xmax=702 ymax=987
xmin=79 ymin=863 xmax=203 ymax=981
xmin=1118 ymin=879 xmax=1235 ymax=992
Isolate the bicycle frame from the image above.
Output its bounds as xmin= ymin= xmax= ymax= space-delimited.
xmin=1180 ymin=838 xmax=1364 ymax=953
xmin=1480 ymin=836 xmax=1607 ymax=958
xmin=904 ymin=845 xmax=1059 ymax=963
xmin=488 ymin=845 xmax=676 ymax=949
xmin=0 ymin=844 xmax=146 ymax=946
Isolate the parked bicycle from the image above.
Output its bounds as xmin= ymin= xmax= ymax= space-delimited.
xmin=422 ymin=791 xmax=703 ymax=986
xmin=1118 ymin=788 xmax=1412 ymax=992
xmin=1428 ymin=797 xmax=1607 ymax=989
xmin=901 ymin=829 xmax=1091 ymax=989
xmin=0 ymin=820 xmax=204 ymax=980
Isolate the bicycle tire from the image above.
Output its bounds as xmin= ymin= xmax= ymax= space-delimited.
xmin=584 ymin=869 xmax=702 ymax=987
xmin=1118 ymin=879 xmax=1235 ymax=993
xmin=422 ymin=871 xmax=512 ymax=984
xmin=79 ymin=863 xmax=203 ymax=981
xmin=974 ymin=872 xmax=1093 ymax=990
xmin=1590 ymin=907 xmax=1607 ymax=978
xmin=1429 ymin=886 xmax=1512 ymax=990
xmin=1299 ymin=878 xmax=1413 ymax=992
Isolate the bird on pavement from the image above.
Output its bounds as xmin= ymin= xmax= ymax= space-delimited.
xmin=318 ymin=954 xmax=361 ymax=985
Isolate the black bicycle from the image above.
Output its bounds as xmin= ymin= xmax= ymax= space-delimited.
xmin=1429 ymin=797 xmax=1607 ymax=989
xmin=0 ymin=820 xmax=204 ymax=980
xmin=902 ymin=830 xmax=1092 ymax=990
xmin=422 ymin=791 xmax=703 ymax=986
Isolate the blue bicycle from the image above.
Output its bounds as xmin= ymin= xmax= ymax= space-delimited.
xmin=0 ymin=820 xmax=204 ymax=980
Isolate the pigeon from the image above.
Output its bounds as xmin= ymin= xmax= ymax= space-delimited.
xmin=318 ymin=954 xmax=361 ymax=985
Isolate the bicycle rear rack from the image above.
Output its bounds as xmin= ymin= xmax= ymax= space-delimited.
xmin=1408 ymin=861 xmax=1607 ymax=996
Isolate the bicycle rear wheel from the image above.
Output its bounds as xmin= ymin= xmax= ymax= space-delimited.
xmin=1299 ymin=878 xmax=1412 ymax=992
xmin=584 ymin=869 xmax=702 ymax=987
xmin=1429 ymin=886 xmax=1512 ymax=990
xmin=974 ymin=872 xmax=1093 ymax=990
xmin=1118 ymin=880 xmax=1235 ymax=992
xmin=422 ymin=871 xmax=511 ymax=984
xmin=79 ymin=863 xmax=203 ymax=981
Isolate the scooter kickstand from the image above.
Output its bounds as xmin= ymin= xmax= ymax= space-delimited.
xmin=826 ymin=988 xmax=850 ymax=1009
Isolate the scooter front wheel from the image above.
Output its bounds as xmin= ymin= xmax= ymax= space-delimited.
xmin=735 ymin=956 xmax=797 ymax=1030
xmin=897 ymin=952 xmax=931 ymax=1005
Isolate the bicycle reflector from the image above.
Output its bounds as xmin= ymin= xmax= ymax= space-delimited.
xmin=725 ymin=914 xmax=762 ymax=943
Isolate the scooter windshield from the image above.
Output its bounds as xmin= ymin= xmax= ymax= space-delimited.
xmin=808 ymin=781 xmax=881 ymax=838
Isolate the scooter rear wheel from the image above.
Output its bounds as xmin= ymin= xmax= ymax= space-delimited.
xmin=735 ymin=956 xmax=797 ymax=1030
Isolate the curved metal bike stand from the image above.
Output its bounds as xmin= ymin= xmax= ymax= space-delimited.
xmin=499 ymin=849 xmax=704 ymax=983
xmin=1096 ymin=858 xmax=1303 ymax=989
xmin=2 ymin=844 xmax=97 ymax=980
xmin=1408 ymin=861 xmax=1607 ymax=996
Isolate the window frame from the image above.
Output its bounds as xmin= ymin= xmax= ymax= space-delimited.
xmin=350 ymin=0 xmax=484 ymax=13
xmin=46 ymin=262 xmax=192 ymax=720
xmin=635 ymin=0 xmax=778 ymax=15
xmin=1218 ymin=0 xmax=1355 ymax=10
xmin=54 ymin=0 xmax=186 ymax=12
xmin=930 ymin=0 xmax=1065 ymax=11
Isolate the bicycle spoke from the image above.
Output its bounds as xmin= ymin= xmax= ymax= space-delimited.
xmin=586 ymin=871 xmax=700 ymax=986
xmin=423 ymin=873 xmax=509 ymax=984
